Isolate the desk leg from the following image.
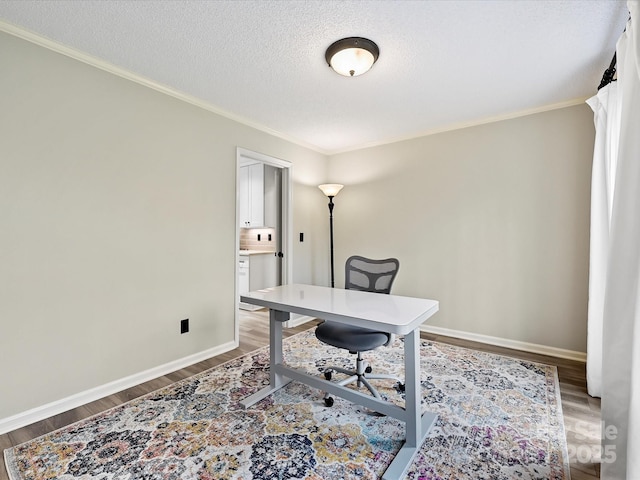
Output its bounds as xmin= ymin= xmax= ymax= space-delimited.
xmin=269 ymin=309 xmax=289 ymax=389
xmin=404 ymin=329 xmax=421 ymax=448
xmin=240 ymin=309 xmax=292 ymax=408
xmin=383 ymin=329 xmax=437 ymax=480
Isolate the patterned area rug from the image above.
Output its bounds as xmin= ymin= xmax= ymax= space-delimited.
xmin=4 ymin=330 xmax=570 ymax=479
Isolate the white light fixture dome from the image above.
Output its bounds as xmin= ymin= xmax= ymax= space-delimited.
xmin=318 ymin=184 xmax=344 ymax=197
xmin=325 ymin=37 xmax=379 ymax=77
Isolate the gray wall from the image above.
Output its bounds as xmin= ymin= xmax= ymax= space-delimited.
xmin=328 ymin=105 xmax=594 ymax=352
xmin=0 ymin=31 xmax=328 ymax=419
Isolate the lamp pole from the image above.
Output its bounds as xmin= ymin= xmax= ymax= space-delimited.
xmin=318 ymin=184 xmax=344 ymax=288
xmin=327 ymin=195 xmax=336 ymax=288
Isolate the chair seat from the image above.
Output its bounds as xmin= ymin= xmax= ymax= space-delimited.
xmin=315 ymin=321 xmax=390 ymax=352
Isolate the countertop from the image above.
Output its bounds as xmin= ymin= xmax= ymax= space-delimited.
xmin=239 ymin=250 xmax=275 ymax=256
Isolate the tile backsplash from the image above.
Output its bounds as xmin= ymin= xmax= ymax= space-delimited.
xmin=240 ymin=227 xmax=276 ymax=252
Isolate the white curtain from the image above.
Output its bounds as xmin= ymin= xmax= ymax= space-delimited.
xmin=586 ymin=80 xmax=619 ymax=398
xmin=588 ymin=1 xmax=640 ymax=478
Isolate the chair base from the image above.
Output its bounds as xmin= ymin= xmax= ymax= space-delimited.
xmin=322 ymin=351 xmax=404 ymax=406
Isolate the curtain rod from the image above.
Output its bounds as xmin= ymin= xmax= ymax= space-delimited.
xmin=598 ymin=52 xmax=617 ymax=90
xmin=598 ymin=13 xmax=633 ymax=90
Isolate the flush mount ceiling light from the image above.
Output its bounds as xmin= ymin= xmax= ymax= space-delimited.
xmin=325 ymin=37 xmax=379 ymax=77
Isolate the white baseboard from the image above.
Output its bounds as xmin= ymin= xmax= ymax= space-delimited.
xmin=2 ymin=324 xmax=585 ymax=435
xmin=0 ymin=340 xmax=237 ymax=435
xmin=420 ymin=325 xmax=586 ymax=362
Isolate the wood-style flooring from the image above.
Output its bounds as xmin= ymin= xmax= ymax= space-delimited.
xmin=1 ymin=310 xmax=600 ymax=480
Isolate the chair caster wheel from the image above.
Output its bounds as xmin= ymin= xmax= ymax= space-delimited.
xmin=324 ymin=371 xmax=332 ymax=380
xmin=397 ymin=383 xmax=406 ymax=392
xmin=365 ymin=366 xmax=372 ymax=374
xmin=324 ymin=396 xmax=334 ymax=407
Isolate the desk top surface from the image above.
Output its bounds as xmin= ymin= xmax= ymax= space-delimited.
xmin=241 ymin=284 xmax=439 ymax=334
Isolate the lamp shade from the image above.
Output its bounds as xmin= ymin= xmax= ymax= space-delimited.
xmin=318 ymin=184 xmax=344 ymax=197
xmin=325 ymin=37 xmax=379 ymax=77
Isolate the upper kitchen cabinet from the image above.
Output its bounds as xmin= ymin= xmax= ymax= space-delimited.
xmin=239 ymin=162 xmax=278 ymax=228
xmin=239 ymin=162 xmax=263 ymax=227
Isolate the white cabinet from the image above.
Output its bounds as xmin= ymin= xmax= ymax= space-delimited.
xmin=239 ymin=163 xmax=278 ymax=228
xmin=239 ymin=253 xmax=278 ymax=310
xmin=239 ymin=163 xmax=264 ymax=227
xmin=238 ymin=256 xmax=250 ymax=296
xmin=249 ymin=253 xmax=278 ymax=290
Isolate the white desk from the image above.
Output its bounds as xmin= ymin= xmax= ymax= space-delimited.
xmin=240 ymin=284 xmax=440 ymax=480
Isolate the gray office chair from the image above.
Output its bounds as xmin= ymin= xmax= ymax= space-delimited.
xmin=315 ymin=255 xmax=404 ymax=407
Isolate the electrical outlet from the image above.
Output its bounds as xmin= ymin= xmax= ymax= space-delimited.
xmin=180 ymin=318 xmax=189 ymax=334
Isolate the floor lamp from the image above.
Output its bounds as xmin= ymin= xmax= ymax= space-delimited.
xmin=318 ymin=184 xmax=344 ymax=288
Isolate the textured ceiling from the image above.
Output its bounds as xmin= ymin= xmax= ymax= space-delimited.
xmin=0 ymin=0 xmax=630 ymax=154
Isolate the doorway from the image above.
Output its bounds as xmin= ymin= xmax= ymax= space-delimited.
xmin=235 ymin=148 xmax=293 ymax=343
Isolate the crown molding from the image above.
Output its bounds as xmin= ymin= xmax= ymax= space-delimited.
xmin=1 ymin=19 xmax=588 ymax=158
xmin=0 ymin=19 xmax=328 ymax=155
xmin=327 ymin=97 xmax=590 ymax=155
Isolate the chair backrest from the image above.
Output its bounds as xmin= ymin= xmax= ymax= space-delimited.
xmin=345 ymin=255 xmax=399 ymax=294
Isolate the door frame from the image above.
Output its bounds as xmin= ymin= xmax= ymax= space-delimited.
xmin=235 ymin=148 xmax=293 ymax=341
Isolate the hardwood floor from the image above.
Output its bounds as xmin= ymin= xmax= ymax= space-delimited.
xmin=1 ymin=310 xmax=600 ymax=480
